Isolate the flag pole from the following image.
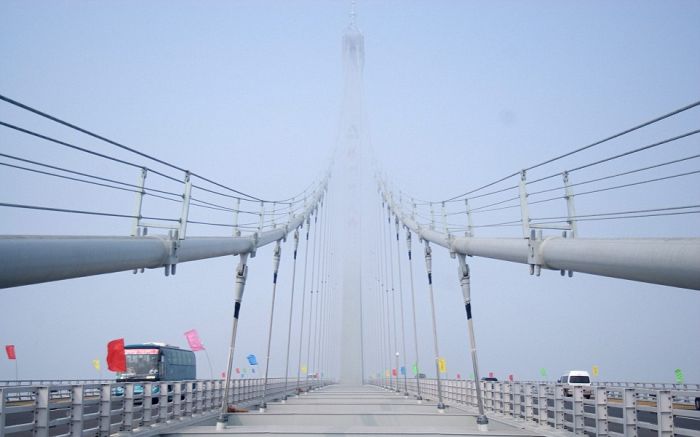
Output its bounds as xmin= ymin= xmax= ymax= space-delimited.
xmin=15 ymin=358 xmax=18 ymax=381
xmin=203 ymin=349 xmax=214 ymax=380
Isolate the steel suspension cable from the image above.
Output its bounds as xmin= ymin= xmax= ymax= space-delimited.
xmin=0 ymin=120 xmax=180 ymax=184
xmin=377 ymin=200 xmax=391 ymax=388
xmin=393 ymin=215 xmax=409 ymax=396
xmin=318 ymin=238 xmax=335 ymax=376
xmin=386 ymin=205 xmax=401 ymax=393
xmin=380 ymin=201 xmax=397 ymax=391
xmin=0 ymin=153 xmax=182 ymax=199
xmin=317 ymin=195 xmax=333 ymax=380
xmin=310 ymin=198 xmax=328 ymax=380
xmin=295 ymin=214 xmax=313 ymax=393
xmin=282 ymin=228 xmax=301 ymax=400
xmin=405 ymin=229 xmax=423 ymax=400
xmin=443 ymin=100 xmax=700 ymax=202
xmin=528 ymin=153 xmax=700 ymax=197
xmin=0 ymin=94 xmax=265 ymax=201
xmin=304 ymin=207 xmax=320 ymax=387
xmin=376 ymin=231 xmax=388 ymax=386
xmin=260 ymin=240 xmax=282 ymax=411
xmin=423 ymin=241 xmax=446 ymax=410
xmin=527 ymin=129 xmax=700 ymax=186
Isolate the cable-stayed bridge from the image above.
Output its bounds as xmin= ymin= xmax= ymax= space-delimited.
xmin=1 ymin=12 xmax=699 ymax=437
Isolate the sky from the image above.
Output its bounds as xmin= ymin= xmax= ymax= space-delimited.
xmin=0 ymin=1 xmax=699 ymax=384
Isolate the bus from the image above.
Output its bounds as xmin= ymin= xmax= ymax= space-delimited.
xmin=116 ymin=343 xmax=196 ymax=382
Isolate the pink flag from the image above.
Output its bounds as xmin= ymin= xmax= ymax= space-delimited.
xmin=184 ymin=329 xmax=205 ymax=351
xmin=5 ymin=345 xmax=16 ymax=360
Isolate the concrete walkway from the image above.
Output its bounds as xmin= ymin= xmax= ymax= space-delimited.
xmin=170 ymin=384 xmax=549 ymax=436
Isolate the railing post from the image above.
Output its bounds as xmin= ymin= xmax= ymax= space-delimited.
xmin=34 ymin=386 xmax=49 ymax=437
xmin=495 ymin=382 xmax=503 ymax=414
xmin=195 ymin=381 xmax=204 ymax=414
xmin=173 ymin=383 xmax=182 ymax=419
xmin=71 ymin=385 xmax=83 ymax=437
xmin=537 ymin=383 xmax=548 ymax=426
xmin=622 ymin=388 xmax=637 ymax=436
xmin=98 ymin=383 xmax=112 ymax=437
xmin=441 ymin=202 xmax=448 ymax=235
xmin=465 ymin=198 xmax=474 ymax=237
xmin=185 ymin=382 xmax=194 ymax=416
xmin=159 ymin=382 xmax=168 ymax=422
xmin=524 ymin=383 xmax=533 ymax=422
xmin=503 ymin=382 xmax=512 ymax=417
xmin=572 ymin=385 xmax=584 ymax=434
xmin=554 ymin=384 xmax=565 ymax=430
xmin=179 ymin=171 xmax=192 ymax=240
xmin=518 ymin=170 xmax=530 ymax=238
xmin=123 ymin=383 xmax=135 ymax=430
xmin=656 ymin=390 xmax=673 ymax=437
xmin=232 ymin=198 xmax=241 ymax=237
xmin=594 ymin=386 xmax=608 ymax=436
xmin=206 ymin=380 xmax=213 ymax=411
xmin=470 ymin=380 xmax=476 ymax=408
xmin=258 ymin=201 xmax=265 ymax=234
xmin=0 ymin=388 xmax=6 ymax=437
xmin=143 ymin=383 xmax=153 ymax=426
xmin=131 ymin=167 xmax=147 ymax=237
xmin=563 ymin=171 xmax=578 ymax=238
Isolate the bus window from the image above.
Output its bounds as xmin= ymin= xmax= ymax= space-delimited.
xmin=117 ymin=348 xmax=159 ymax=380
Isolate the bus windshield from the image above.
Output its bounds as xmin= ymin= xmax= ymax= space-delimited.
xmin=117 ymin=348 xmax=159 ymax=380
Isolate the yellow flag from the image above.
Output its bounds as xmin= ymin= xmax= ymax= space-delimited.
xmin=592 ymin=365 xmax=599 ymax=377
xmin=92 ymin=359 xmax=100 ymax=370
xmin=301 ymin=365 xmax=307 ymax=374
xmin=438 ymin=357 xmax=447 ymax=373
xmin=385 ymin=369 xmax=390 ymax=377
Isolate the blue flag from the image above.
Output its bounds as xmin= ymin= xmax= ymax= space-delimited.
xmin=400 ymin=366 xmax=406 ymax=375
xmin=247 ymin=354 xmax=258 ymax=365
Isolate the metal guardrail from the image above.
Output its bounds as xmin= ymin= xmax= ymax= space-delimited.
xmin=0 ymin=380 xmax=111 ymax=388
xmin=0 ymin=378 xmax=331 ymax=437
xmin=371 ymin=378 xmax=700 ymax=437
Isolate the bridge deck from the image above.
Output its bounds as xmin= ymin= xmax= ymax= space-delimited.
xmin=170 ymin=384 xmax=549 ymax=436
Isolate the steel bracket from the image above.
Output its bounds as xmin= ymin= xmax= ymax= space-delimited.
xmin=527 ymin=229 xmax=543 ymax=276
xmin=250 ymin=232 xmax=259 ymax=258
xmin=165 ymin=229 xmax=180 ymax=276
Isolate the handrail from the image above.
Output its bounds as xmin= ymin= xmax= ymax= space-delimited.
xmin=0 ymin=378 xmax=333 ymax=437
xmin=0 ymin=176 xmax=328 ymax=289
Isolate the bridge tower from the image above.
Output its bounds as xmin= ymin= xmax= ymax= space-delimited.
xmin=337 ymin=7 xmax=365 ymax=385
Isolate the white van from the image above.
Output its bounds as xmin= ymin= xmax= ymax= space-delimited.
xmin=558 ymin=370 xmax=592 ymax=398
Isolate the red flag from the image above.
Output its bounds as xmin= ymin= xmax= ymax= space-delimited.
xmin=235 ymin=367 xmax=240 ymax=374
xmin=456 ymin=373 xmax=461 ymax=379
xmin=221 ymin=372 xmax=226 ymax=379
xmin=184 ymin=329 xmax=205 ymax=351
xmin=489 ymin=371 xmax=494 ymax=378
xmin=508 ymin=374 xmax=514 ymax=381
xmin=106 ymin=339 xmax=126 ymax=372
xmin=392 ymin=368 xmax=397 ymax=376
xmin=5 ymin=345 xmax=16 ymax=360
